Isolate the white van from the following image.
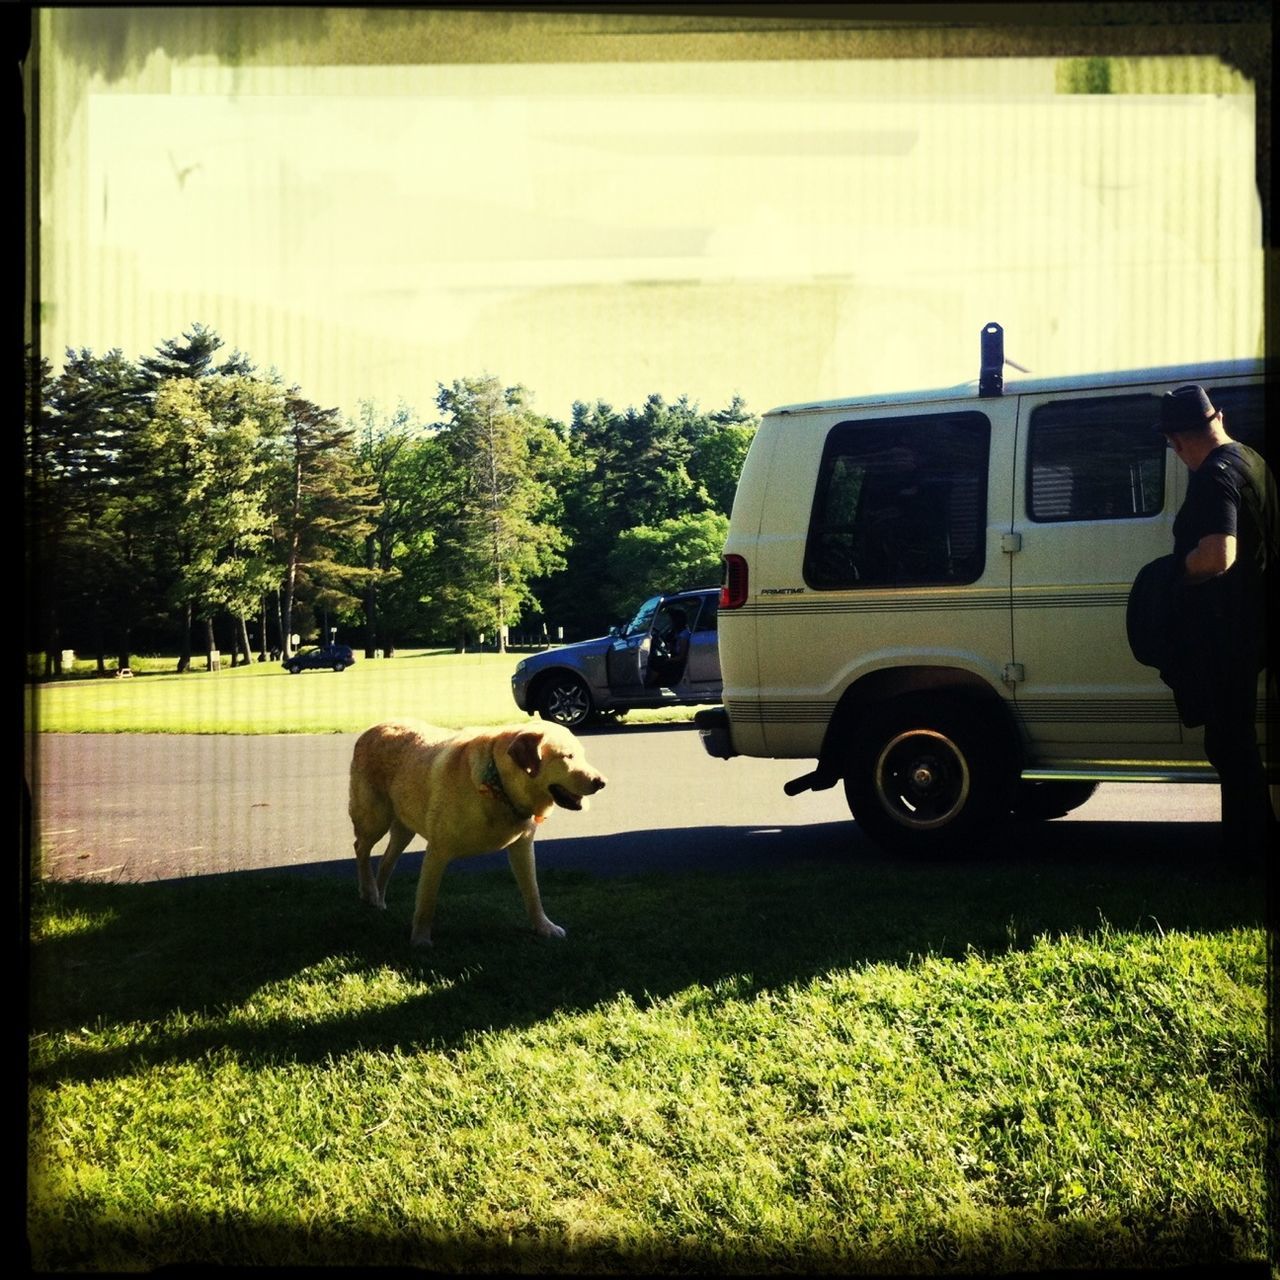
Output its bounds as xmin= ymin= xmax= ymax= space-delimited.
xmin=696 ymin=329 xmax=1270 ymax=853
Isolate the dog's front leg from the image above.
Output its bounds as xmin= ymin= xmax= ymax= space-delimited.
xmin=507 ymin=835 xmax=565 ymax=939
xmin=373 ymin=819 xmax=416 ymax=908
xmin=409 ymin=845 xmax=452 ymax=947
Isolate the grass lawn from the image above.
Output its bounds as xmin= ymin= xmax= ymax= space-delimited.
xmin=25 ymin=649 xmax=696 ymax=734
xmin=27 ymin=854 xmax=1272 ymax=1273
xmin=25 ymin=652 xmax=1274 ymax=1271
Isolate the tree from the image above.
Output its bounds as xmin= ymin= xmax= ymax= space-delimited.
xmin=139 ymin=321 xmax=246 ymax=387
xmin=603 ymin=510 xmax=730 ymax=617
xmin=352 ymin=400 xmax=439 ymax=655
xmin=24 ymin=347 xmax=59 ymax=673
xmin=538 ymin=393 xmax=739 ymax=635
xmin=142 ymin=374 xmax=282 ymax=670
xmin=427 ymin=376 xmax=568 ymax=652
xmin=35 ymin=347 xmax=153 ymax=673
xmin=691 ymin=395 xmax=758 ymax=516
xmin=274 ymin=392 xmax=380 ymax=659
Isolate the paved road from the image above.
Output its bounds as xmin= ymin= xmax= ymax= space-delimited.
xmin=28 ymin=724 xmax=1224 ymax=887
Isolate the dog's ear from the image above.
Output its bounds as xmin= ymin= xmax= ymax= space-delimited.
xmin=508 ymin=731 xmax=543 ymax=776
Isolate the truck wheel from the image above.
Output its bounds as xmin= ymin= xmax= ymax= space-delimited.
xmin=1012 ymin=780 xmax=1099 ymax=821
xmin=536 ymin=674 xmax=594 ymax=729
xmin=844 ymin=695 xmax=1016 ymax=855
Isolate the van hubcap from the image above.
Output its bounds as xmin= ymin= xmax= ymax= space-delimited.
xmin=875 ymin=728 xmax=970 ymax=829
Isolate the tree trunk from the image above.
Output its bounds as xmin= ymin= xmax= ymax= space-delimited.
xmin=204 ymin=617 xmax=217 ymax=671
xmin=281 ymin=562 xmax=297 ymax=658
xmin=282 ymin=449 xmax=304 ymax=659
xmin=177 ymin=601 xmax=193 ymax=672
xmin=362 ymin=533 xmax=378 ymax=659
xmin=274 ymin=587 xmax=285 ymax=661
xmin=258 ymin=597 xmax=269 ymax=661
xmin=91 ymin=589 xmax=107 ymax=675
xmin=236 ymin=615 xmax=252 ymax=666
xmin=117 ymin=625 xmax=131 ymax=672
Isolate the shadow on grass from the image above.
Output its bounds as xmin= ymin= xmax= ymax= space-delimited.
xmin=29 ymin=811 xmax=1268 ymax=1087
xmin=26 ymin=1202 xmax=1273 ymax=1275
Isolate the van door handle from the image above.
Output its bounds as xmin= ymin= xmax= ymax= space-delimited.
xmin=1001 ymin=533 xmax=1022 ymax=553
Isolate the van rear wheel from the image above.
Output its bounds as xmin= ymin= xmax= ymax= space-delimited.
xmin=844 ymin=696 xmax=1015 ymax=855
xmin=1012 ymin=780 xmax=1099 ymax=821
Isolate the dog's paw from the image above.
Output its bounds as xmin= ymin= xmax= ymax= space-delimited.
xmin=534 ymin=919 xmax=566 ymax=940
xmin=410 ymin=929 xmax=433 ymax=948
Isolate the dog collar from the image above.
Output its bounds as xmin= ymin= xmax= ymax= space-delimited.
xmin=478 ymin=755 xmax=543 ymax=823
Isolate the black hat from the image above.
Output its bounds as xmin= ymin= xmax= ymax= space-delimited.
xmin=1158 ymin=384 xmax=1218 ymax=434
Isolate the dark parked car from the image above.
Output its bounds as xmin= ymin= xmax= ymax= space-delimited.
xmin=511 ymin=588 xmax=722 ymax=728
xmin=282 ymin=643 xmax=356 ymax=674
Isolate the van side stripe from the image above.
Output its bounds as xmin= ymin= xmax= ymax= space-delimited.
xmin=732 ymin=594 xmax=1007 ymax=616
xmin=726 ymin=698 xmax=1182 ymax=725
xmin=1014 ymin=699 xmax=1181 ymax=723
xmin=730 ymin=589 xmax=1130 ymax=617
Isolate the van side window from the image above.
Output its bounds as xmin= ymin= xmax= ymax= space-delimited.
xmin=804 ymin=412 xmax=990 ymax=589
xmin=1027 ymin=395 xmax=1164 ymax=522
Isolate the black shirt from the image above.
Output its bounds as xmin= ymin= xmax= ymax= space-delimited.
xmin=1172 ymin=441 xmax=1275 ymax=579
xmin=1171 ymin=441 xmax=1276 ymax=669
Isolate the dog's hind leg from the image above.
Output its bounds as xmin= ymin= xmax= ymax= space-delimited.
xmin=353 ymin=829 xmax=386 ymax=907
xmin=351 ymin=782 xmax=392 ymax=907
xmin=372 ymin=818 xmax=416 ymax=908
xmin=507 ymin=835 xmax=565 ymax=940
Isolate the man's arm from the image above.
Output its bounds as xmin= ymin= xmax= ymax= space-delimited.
xmin=1183 ymin=532 xmax=1236 ymax=583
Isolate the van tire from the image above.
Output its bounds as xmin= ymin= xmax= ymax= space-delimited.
xmin=843 ymin=695 xmax=1015 ymax=855
xmin=1012 ymin=780 xmax=1099 ymax=821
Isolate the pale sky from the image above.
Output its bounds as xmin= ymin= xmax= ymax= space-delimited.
xmin=36 ymin=13 xmax=1263 ymax=427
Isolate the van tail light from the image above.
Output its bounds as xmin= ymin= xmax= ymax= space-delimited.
xmin=721 ymin=554 xmax=748 ymax=609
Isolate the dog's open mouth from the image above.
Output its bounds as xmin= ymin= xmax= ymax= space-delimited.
xmin=549 ymin=784 xmax=584 ymax=811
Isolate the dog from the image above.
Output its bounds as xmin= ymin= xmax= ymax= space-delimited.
xmin=349 ymin=719 xmax=607 ymax=946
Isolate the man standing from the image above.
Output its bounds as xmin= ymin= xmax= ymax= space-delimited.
xmin=1158 ymin=383 xmax=1277 ymax=864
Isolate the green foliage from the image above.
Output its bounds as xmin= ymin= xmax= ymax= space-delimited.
xmin=29 ymin=323 xmax=759 ymax=661
xmin=421 ymin=376 xmax=569 ymax=650
xmin=1058 ymin=56 xmax=1112 ymax=95
xmin=538 ymin=394 xmax=755 ymax=634
xmin=604 ymin=511 xmax=729 ymax=616
xmin=276 ymin=392 xmax=381 ymax=657
xmin=1054 ymin=56 xmax=1251 ymax=97
xmin=352 ymin=399 xmax=436 ymax=654
xmin=691 ymin=419 xmax=756 ymax=517
xmin=29 ymin=346 xmax=155 ymax=672
xmin=144 ymin=373 xmax=283 ymax=646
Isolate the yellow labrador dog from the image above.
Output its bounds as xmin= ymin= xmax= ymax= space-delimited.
xmin=349 ymin=719 xmax=606 ymax=946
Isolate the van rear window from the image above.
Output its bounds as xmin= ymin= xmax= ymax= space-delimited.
xmin=804 ymin=412 xmax=990 ymax=589
xmin=1027 ymin=394 xmax=1165 ymax=523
